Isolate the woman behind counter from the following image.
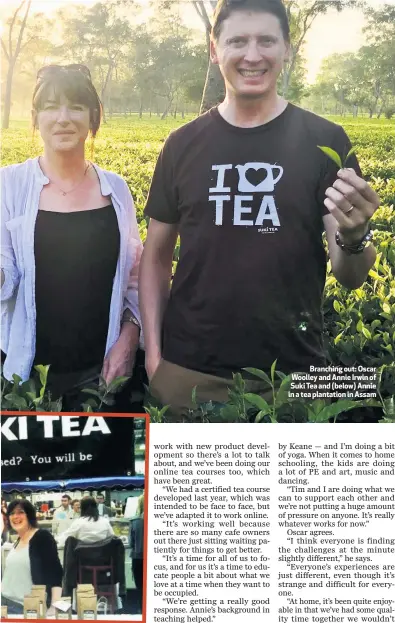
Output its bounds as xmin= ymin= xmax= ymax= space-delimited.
xmin=1 ymin=64 xmax=143 ymax=407
xmin=1 ymin=500 xmax=62 ymax=615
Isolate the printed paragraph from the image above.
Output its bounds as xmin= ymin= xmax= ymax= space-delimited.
xmin=276 ymin=439 xmax=395 ymax=623
xmin=151 ymin=434 xmax=274 ymax=622
xmin=147 ymin=425 xmax=395 ymax=623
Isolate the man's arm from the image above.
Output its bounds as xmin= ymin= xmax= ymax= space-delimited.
xmin=323 ymin=168 xmax=379 ymax=289
xmin=323 ymin=213 xmax=376 ymax=290
xmin=139 ymin=219 xmax=178 ymax=380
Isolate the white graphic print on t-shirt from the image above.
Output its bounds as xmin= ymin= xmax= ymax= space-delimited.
xmin=209 ymin=162 xmax=282 ymax=231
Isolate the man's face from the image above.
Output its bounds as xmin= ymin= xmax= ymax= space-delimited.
xmin=97 ymin=496 xmax=104 ymax=505
xmin=211 ymin=11 xmax=289 ymax=100
xmin=61 ymin=497 xmax=70 ymax=509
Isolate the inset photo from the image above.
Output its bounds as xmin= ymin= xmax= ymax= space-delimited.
xmin=1 ymin=413 xmax=147 ymax=620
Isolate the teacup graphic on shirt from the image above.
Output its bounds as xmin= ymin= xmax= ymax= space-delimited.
xmin=236 ymin=162 xmax=284 ymax=193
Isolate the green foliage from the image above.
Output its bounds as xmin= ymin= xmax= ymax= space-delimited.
xmin=147 ymin=361 xmax=382 ymax=423
xmin=81 ymin=375 xmax=130 ymax=411
xmin=1 ymin=366 xmax=62 ymax=412
xmin=1 ymin=366 xmax=130 ymax=413
xmin=317 ymin=145 xmax=357 ymax=169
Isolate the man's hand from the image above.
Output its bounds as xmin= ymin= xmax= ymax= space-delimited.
xmin=324 ymin=168 xmax=380 ymax=245
xmin=101 ymin=323 xmax=139 ymax=386
xmin=146 ymin=352 xmax=162 ymax=382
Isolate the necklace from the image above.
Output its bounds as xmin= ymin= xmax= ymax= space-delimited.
xmin=40 ymin=157 xmax=91 ymax=196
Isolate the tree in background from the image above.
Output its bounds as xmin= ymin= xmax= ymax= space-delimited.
xmin=2 ymin=0 xmax=32 ymax=129
xmin=363 ymin=3 xmax=395 ymax=118
xmin=56 ymin=2 xmax=132 ymax=119
xmin=304 ymin=3 xmax=395 ymax=118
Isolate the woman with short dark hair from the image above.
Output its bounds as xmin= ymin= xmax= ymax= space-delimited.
xmin=56 ymin=497 xmax=113 ymax=547
xmin=1 ymin=64 xmax=142 ymax=406
xmin=1 ymin=500 xmax=62 ymax=615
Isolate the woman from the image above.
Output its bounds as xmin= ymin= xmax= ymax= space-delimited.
xmin=1 ymin=64 xmax=142 ymax=406
xmin=1 ymin=500 xmax=62 ymax=615
xmin=56 ymin=497 xmax=114 ymax=547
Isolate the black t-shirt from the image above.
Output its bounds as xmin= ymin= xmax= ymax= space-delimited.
xmin=144 ymin=104 xmax=361 ymax=377
xmin=34 ymin=205 xmax=120 ymax=373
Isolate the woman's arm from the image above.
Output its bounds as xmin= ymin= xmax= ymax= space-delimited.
xmin=30 ymin=531 xmax=63 ymax=602
xmin=122 ymin=180 xmax=144 ymax=328
xmin=101 ymin=181 xmax=143 ymax=384
xmin=1 ymin=169 xmax=21 ymax=301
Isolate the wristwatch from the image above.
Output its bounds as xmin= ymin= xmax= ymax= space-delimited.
xmin=335 ymin=227 xmax=373 ymax=255
xmin=122 ymin=309 xmax=141 ymax=329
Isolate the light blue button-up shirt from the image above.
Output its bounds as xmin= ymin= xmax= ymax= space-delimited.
xmin=1 ymin=157 xmax=143 ymax=381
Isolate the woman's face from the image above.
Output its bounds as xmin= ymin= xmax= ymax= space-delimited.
xmin=8 ymin=505 xmax=30 ymax=534
xmin=34 ymin=90 xmax=90 ymax=153
xmin=1 ymin=501 xmax=7 ymax=511
xmin=73 ymin=501 xmax=80 ymax=513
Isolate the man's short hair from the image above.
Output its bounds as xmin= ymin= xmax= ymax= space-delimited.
xmin=212 ymin=0 xmax=290 ymax=43
xmin=61 ymin=494 xmax=71 ymax=501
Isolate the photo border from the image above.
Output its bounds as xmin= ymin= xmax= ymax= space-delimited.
xmin=0 ymin=411 xmax=150 ymax=623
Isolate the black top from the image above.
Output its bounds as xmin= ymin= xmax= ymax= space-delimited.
xmin=34 ymin=206 xmax=120 ymax=373
xmin=15 ymin=529 xmax=63 ymax=603
xmin=145 ymin=104 xmax=362 ymax=377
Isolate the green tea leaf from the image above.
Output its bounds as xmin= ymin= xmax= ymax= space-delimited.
xmin=362 ymin=327 xmax=372 ymax=340
xmin=34 ymin=365 xmax=50 ymax=390
xmin=344 ymin=146 xmax=357 ymax=163
xmin=243 ymin=368 xmax=272 ymax=386
xmin=107 ymin=376 xmax=130 ymax=393
xmin=4 ymin=394 xmax=28 ymax=409
xmin=81 ymin=388 xmax=102 ymax=398
xmin=191 ymin=385 xmax=198 ymax=408
xmin=275 ymin=376 xmax=293 ymax=408
xmin=317 ymin=146 xmax=342 ymax=169
xmin=244 ymin=393 xmax=271 ymax=414
xmin=270 ymin=359 xmax=277 ymax=385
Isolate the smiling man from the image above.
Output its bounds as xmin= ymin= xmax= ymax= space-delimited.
xmin=139 ymin=0 xmax=380 ymax=420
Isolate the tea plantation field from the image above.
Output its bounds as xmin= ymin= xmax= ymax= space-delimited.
xmin=2 ymin=114 xmax=395 ymax=393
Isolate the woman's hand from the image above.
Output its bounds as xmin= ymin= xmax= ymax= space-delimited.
xmin=101 ymin=322 xmax=140 ymax=385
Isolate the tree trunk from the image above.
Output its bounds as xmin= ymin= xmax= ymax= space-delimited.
xmin=200 ymin=60 xmax=225 ymax=114
xmin=2 ymin=61 xmax=15 ymax=130
xmin=161 ymin=98 xmax=173 ymax=120
xmin=139 ymin=98 xmax=143 ymax=119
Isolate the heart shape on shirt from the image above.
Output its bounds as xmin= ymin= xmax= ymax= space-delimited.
xmin=244 ymin=166 xmax=269 ymax=187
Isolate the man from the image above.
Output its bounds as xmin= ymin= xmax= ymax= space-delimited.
xmin=96 ymin=493 xmax=114 ymax=518
xmin=139 ymin=0 xmax=380 ymax=420
xmin=52 ymin=494 xmax=74 ymax=535
xmin=71 ymin=499 xmax=81 ymax=519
